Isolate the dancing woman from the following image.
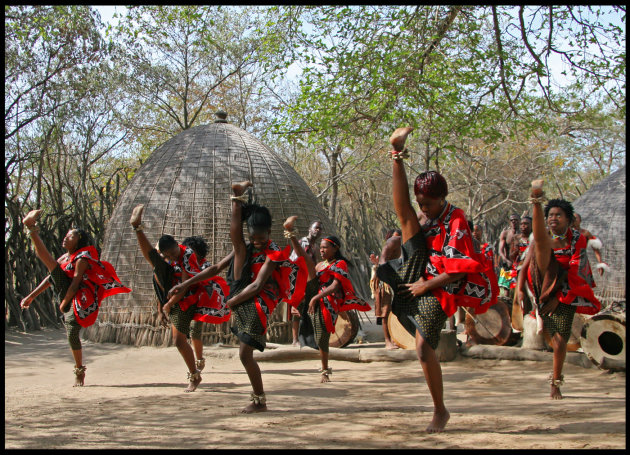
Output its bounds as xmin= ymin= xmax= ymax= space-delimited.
xmin=517 ymin=181 xmax=600 ymax=399
xmin=284 ymin=216 xmax=371 ymax=382
xmin=213 ymin=181 xmax=307 ymax=412
xmin=21 ymin=209 xmax=131 ymax=386
xmin=130 ymin=205 xmax=232 ymax=392
xmin=378 ymin=128 xmax=496 ymax=433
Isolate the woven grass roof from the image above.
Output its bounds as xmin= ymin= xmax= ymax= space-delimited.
xmin=572 ymin=166 xmax=626 ymax=305
xmin=84 ymin=115 xmax=345 ymax=346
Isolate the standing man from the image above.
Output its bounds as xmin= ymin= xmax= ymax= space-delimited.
xmin=288 ymin=220 xmax=323 ymax=346
xmin=497 ymin=214 xmax=520 ymax=297
xmin=572 ymin=213 xmax=607 ymax=276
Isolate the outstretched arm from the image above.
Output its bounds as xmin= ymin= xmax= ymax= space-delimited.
xmin=20 ymin=276 xmax=52 ymax=308
xmin=168 ymin=251 xmax=235 ymax=298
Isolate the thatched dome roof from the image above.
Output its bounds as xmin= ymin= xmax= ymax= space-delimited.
xmin=572 ymin=166 xmax=626 ymax=306
xmin=84 ymin=113 xmax=342 ymax=346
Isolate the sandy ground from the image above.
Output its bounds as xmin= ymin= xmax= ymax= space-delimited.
xmin=4 ymin=326 xmax=626 ymax=450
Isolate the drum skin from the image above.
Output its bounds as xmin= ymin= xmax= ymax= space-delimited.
xmin=465 ymin=299 xmax=512 ymax=346
xmin=580 ymin=308 xmax=626 ymax=371
xmin=329 ymin=310 xmax=360 ymax=348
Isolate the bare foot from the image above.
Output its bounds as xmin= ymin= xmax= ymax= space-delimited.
xmin=426 ymin=409 xmax=450 ymax=433
xmin=283 ymin=215 xmax=298 ymax=231
xmin=320 ymin=370 xmax=331 ymax=383
xmin=231 ymin=180 xmax=252 ymax=197
xmin=22 ymin=209 xmax=42 ymax=227
xmin=184 ymin=370 xmax=201 ymax=393
xmin=389 ymin=127 xmax=414 ymax=152
xmin=550 ymin=385 xmax=563 ymax=400
xmin=531 ymin=179 xmax=544 ymax=198
xmin=130 ymin=204 xmax=144 ymax=227
xmin=385 ymin=341 xmax=399 ymax=350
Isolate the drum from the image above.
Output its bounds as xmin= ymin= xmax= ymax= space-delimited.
xmin=387 ymin=311 xmax=416 ymax=349
xmin=543 ymin=313 xmax=585 ymax=352
xmin=465 ymin=299 xmax=512 ymax=346
xmin=329 ymin=310 xmax=360 ymax=348
xmin=580 ymin=304 xmax=626 ymax=371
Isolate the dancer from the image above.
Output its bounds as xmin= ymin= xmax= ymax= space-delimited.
xmin=21 ymin=209 xmax=131 ymax=386
xmin=130 ymin=205 xmax=231 ymax=392
xmin=369 ymin=229 xmax=402 ymax=349
xmin=288 ymin=220 xmax=323 ymax=346
xmin=572 ymin=213 xmax=607 ymax=276
xmin=286 ymin=216 xmax=371 ymax=381
xmin=216 ymin=181 xmax=307 ymax=412
xmin=517 ymin=181 xmax=600 ymax=399
xmin=378 ymin=127 xmax=496 ymax=433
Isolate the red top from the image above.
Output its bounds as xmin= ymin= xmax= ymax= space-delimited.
xmin=175 ymin=244 xmax=231 ymax=324
xmin=316 ymin=259 xmax=371 ymax=333
xmin=59 ymin=246 xmax=131 ymax=328
xmin=422 ymin=203 xmax=497 ymax=317
xmin=527 ymin=228 xmax=600 ymax=315
xmin=248 ymin=240 xmax=308 ymax=334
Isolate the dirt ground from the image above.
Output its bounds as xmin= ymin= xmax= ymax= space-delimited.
xmin=4 ymin=327 xmax=626 ymax=450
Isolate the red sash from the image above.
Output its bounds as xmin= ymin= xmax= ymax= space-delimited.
xmin=423 ymin=204 xmax=497 ymax=317
xmin=250 ymin=241 xmax=308 ymax=334
xmin=317 ymin=259 xmax=371 ymax=333
xmin=59 ymin=246 xmax=131 ymax=328
xmin=175 ymin=245 xmax=231 ymax=324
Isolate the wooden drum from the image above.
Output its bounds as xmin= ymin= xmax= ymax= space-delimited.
xmin=580 ymin=304 xmax=626 ymax=371
xmin=387 ymin=311 xmax=416 ymax=350
xmin=329 ymin=310 xmax=360 ymax=348
xmin=465 ymin=299 xmax=512 ymax=346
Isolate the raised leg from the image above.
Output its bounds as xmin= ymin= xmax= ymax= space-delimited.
xmin=23 ymin=210 xmax=58 ymax=272
xmin=283 ymin=215 xmax=316 ymax=280
xmin=530 ymin=180 xmax=552 ymax=276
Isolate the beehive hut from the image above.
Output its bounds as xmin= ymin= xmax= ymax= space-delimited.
xmin=84 ymin=111 xmax=362 ymax=347
xmin=572 ymin=166 xmax=626 ymax=308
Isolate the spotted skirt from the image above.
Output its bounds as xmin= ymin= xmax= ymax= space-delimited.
xmin=376 ymin=231 xmax=446 ymax=350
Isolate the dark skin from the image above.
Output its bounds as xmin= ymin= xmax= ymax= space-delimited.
xmin=130 ymin=204 xmax=233 ymax=392
xmin=390 ymin=158 xmax=467 ymax=433
xmin=517 ymin=181 xmax=572 ymax=400
xmin=22 ymin=209 xmax=90 ymax=385
xmin=286 ymin=229 xmax=342 ymax=383
xmin=225 ymin=181 xmax=276 ymax=413
xmin=499 ymin=216 xmax=521 ymax=268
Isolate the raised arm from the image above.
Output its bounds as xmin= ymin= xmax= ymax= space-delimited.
xmin=130 ymin=204 xmax=154 ymax=264
xmin=167 ymin=250 xmax=235 ymax=298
